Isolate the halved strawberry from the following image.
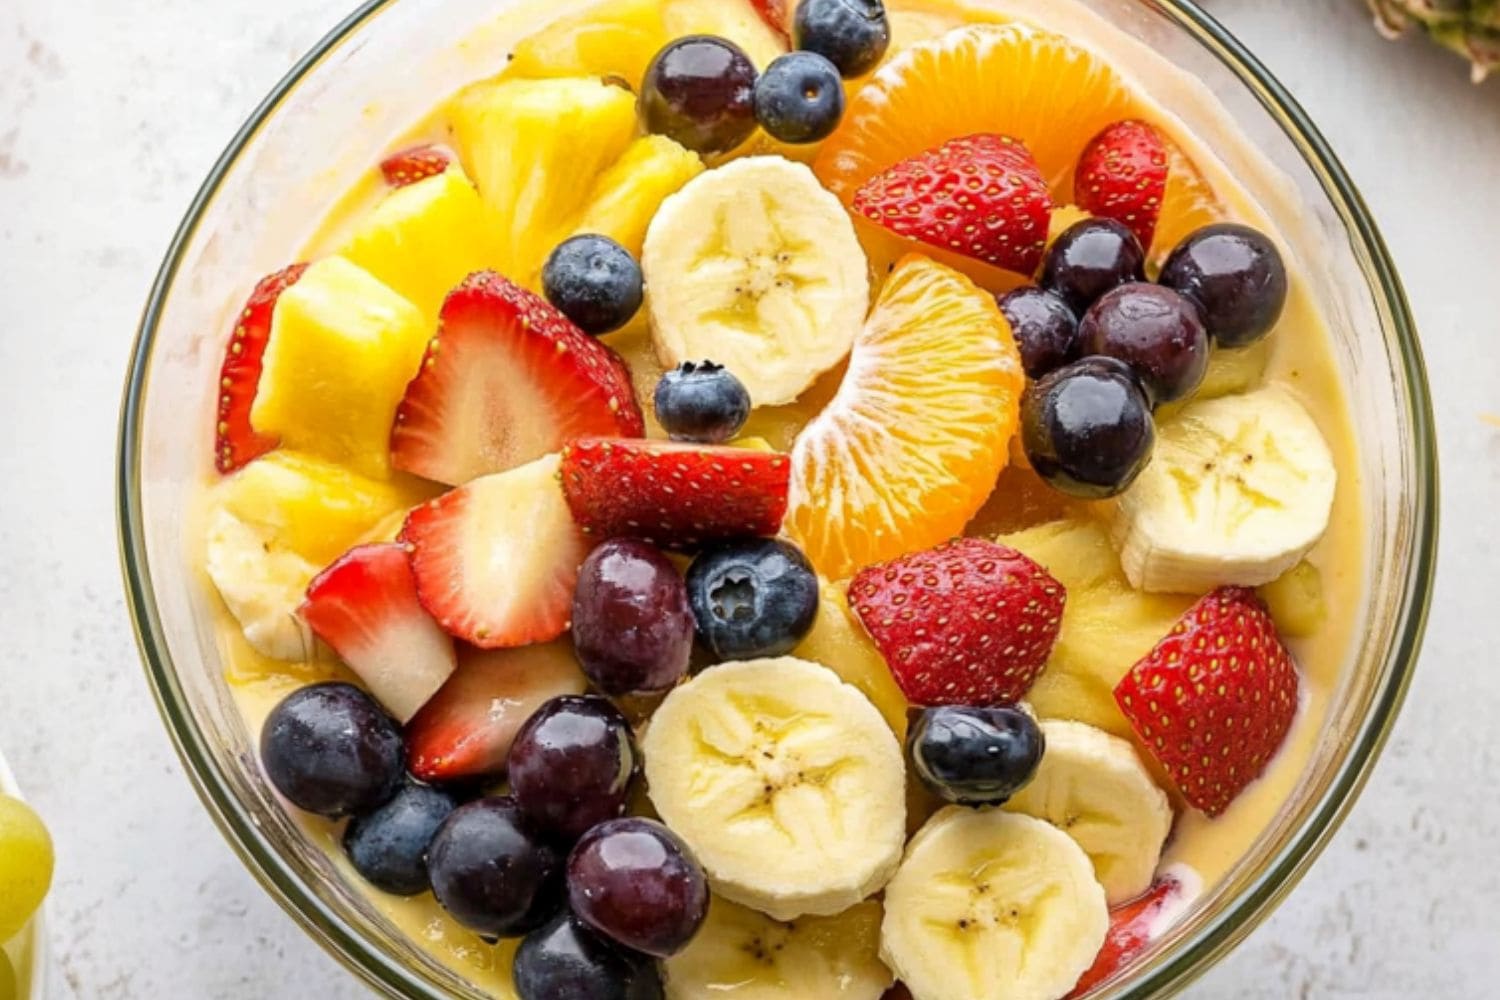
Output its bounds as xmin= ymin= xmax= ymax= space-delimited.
xmin=299 ymin=543 xmax=456 ymax=723
xmin=1074 ymin=120 xmax=1169 ymax=251
xmin=1067 ymin=876 xmax=1183 ymax=998
xmin=852 ymin=133 xmax=1053 ymax=276
xmin=1114 ymin=587 xmax=1299 ymax=816
xmin=379 ymin=144 xmax=454 ymax=188
xmin=558 ymin=438 xmax=790 ymax=549
xmin=848 ymin=538 xmax=1065 ymax=707
xmin=391 ymin=270 xmax=644 ymax=486
xmin=405 ymin=641 xmax=587 ymax=782
xmin=213 ymin=263 xmax=307 ymax=473
xmin=400 ymin=453 xmax=588 ymax=648
xmin=749 ymin=0 xmax=791 ymax=42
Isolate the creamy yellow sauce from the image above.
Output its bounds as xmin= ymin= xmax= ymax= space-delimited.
xmin=204 ymin=0 xmax=1367 ymax=994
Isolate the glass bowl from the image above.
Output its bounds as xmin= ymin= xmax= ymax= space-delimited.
xmin=117 ymin=0 xmax=1438 ymax=997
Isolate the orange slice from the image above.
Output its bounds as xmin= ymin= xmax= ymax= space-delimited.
xmin=785 ymin=254 xmax=1024 ymax=578
xmin=1145 ymin=141 xmax=1226 ymax=265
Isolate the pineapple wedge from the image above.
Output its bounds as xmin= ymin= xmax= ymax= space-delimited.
xmin=503 ymin=0 xmax=669 ymax=90
xmin=999 ymin=518 xmax=1192 ymax=739
xmin=341 ymin=167 xmax=502 ymax=322
xmin=447 ymin=77 xmax=638 ymax=288
xmin=251 ymin=257 xmax=430 ymax=479
xmin=794 ymin=578 xmax=910 ymax=739
xmin=573 ymin=135 xmax=703 ymax=257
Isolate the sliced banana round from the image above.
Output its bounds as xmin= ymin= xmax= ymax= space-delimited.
xmin=664 ymin=897 xmax=892 ymax=999
xmin=881 ymin=808 xmax=1107 ymax=1000
xmin=203 ymin=506 xmax=322 ymax=662
xmin=642 ymin=657 xmax=905 ymax=921
xmin=1002 ymin=720 xmax=1173 ymax=905
xmin=1113 ymin=385 xmax=1336 ymax=594
xmin=642 ymin=156 xmax=869 ymax=407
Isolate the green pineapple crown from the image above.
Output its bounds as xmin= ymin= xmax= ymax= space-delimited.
xmin=1367 ymin=0 xmax=1500 ymax=81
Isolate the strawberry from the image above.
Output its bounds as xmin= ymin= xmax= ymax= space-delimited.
xmin=558 ymin=438 xmax=790 ymax=549
xmin=1114 ymin=586 xmax=1299 ymax=816
xmin=847 ymin=538 xmax=1065 ymax=707
xmin=213 ymin=263 xmax=307 ymax=473
xmin=400 ymin=454 xmax=588 ymax=649
xmin=1074 ymin=120 xmax=1169 ymax=251
xmin=405 ymin=642 xmax=587 ymax=782
xmin=391 ymin=270 xmax=644 ymax=486
xmin=299 ymin=543 xmax=457 ymax=724
xmin=1066 ymin=877 xmax=1183 ymax=998
xmin=749 ymin=0 xmax=792 ymax=42
xmin=852 ymin=133 xmax=1053 ymax=276
xmin=378 ymin=144 xmax=453 ymax=188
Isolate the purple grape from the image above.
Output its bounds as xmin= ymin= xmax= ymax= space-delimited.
xmin=1021 ymin=356 xmax=1155 ymax=499
xmin=1041 ymin=219 xmax=1146 ymax=316
xmin=427 ymin=797 xmax=562 ymax=938
xmin=997 ymin=286 xmax=1083 ymax=378
xmin=1159 ymin=223 xmax=1288 ymax=347
xmin=514 ymin=912 xmax=664 ymax=1000
xmin=567 ymin=819 xmax=708 ymax=959
xmin=572 ymin=539 xmax=694 ymax=696
xmin=260 ymin=682 xmax=404 ymax=818
xmin=639 ymin=37 xmax=758 ymax=155
xmin=510 ymin=697 xmax=639 ymax=842
xmin=1079 ymin=283 xmax=1209 ymax=405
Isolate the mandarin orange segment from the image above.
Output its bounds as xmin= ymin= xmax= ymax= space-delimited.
xmin=1148 ymin=139 xmax=1228 ymax=264
xmin=785 ymin=254 xmax=1023 ymax=579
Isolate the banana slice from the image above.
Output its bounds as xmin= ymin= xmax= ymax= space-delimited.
xmin=881 ymin=808 xmax=1107 ymax=1000
xmin=642 ymin=657 xmax=905 ymax=920
xmin=664 ymin=897 xmax=892 ymax=999
xmin=642 ymin=157 xmax=869 ymax=407
xmin=203 ymin=507 xmax=322 ymax=662
xmin=1113 ymin=385 xmax=1336 ymax=594
xmin=1002 ymin=720 xmax=1173 ymax=905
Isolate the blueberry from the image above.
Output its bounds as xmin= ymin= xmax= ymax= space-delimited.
xmin=573 ymin=539 xmax=696 ymax=695
xmin=1159 ymin=223 xmax=1288 ymax=348
xmin=509 ymin=696 xmax=640 ymax=842
xmin=343 ymin=779 xmax=458 ymax=895
xmin=794 ymin=0 xmax=891 ymax=78
xmin=653 ymin=362 xmax=752 ymax=444
xmin=1021 ymin=356 xmax=1156 ymax=499
xmin=427 ymin=797 xmax=563 ymax=938
xmin=543 ymin=235 xmax=645 ymax=336
xmin=1079 ymin=283 xmax=1209 ymax=405
xmin=752 ymin=52 xmax=846 ymax=144
xmin=997 ymin=286 xmax=1084 ymax=378
xmin=514 ymin=912 xmax=664 ymax=1000
xmin=908 ymin=706 xmax=1045 ymax=807
xmin=1041 ymin=218 xmax=1146 ymax=317
xmin=639 ymin=36 xmax=759 ymax=155
xmin=686 ymin=538 xmax=819 ymax=661
xmin=259 ymin=682 xmax=404 ymax=818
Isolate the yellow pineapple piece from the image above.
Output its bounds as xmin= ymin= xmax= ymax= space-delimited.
xmin=574 ymin=135 xmax=704 ymax=257
xmin=341 ymin=168 xmax=502 ymax=322
xmin=448 ymin=77 xmax=638 ymax=287
xmin=251 ymin=257 xmax=430 ymax=479
xmin=1259 ymin=560 xmax=1327 ymax=638
xmin=999 ymin=519 xmax=1192 ymax=739
xmin=503 ymin=0 xmax=668 ymax=90
xmin=794 ymin=578 xmax=910 ymax=739
xmin=662 ymin=0 xmax=787 ymax=70
xmin=1197 ymin=339 xmax=1272 ymax=400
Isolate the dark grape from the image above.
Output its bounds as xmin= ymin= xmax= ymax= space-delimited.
xmin=543 ymin=235 xmax=644 ymax=336
xmin=260 ymin=682 xmax=404 ymax=818
xmin=639 ymin=37 xmax=758 ymax=155
xmin=514 ymin=912 xmax=664 ymax=1000
xmin=686 ymin=538 xmax=819 ymax=661
xmin=997 ymin=286 xmax=1083 ymax=378
xmin=509 ymin=696 xmax=639 ymax=842
xmin=1041 ymin=218 xmax=1146 ymax=316
xmin=573 ymin=539 xmax=695 ymax=695
xmin=427 ymin=797 xmax=562 ymax=938
xmin=1079 ymin=283 xmax=1208 ymax=405
xmin=1158 ymin=223 xmax=1288 ymax=347
xmin=343 ymin=778 xmax=458 ymax=895
xmin=794 ymin=0 xmax=891 ymax=78
xmin=567 ymin=818 xmax=709 ymax=958
xmin=1021 ymin=356 xmax=1155 ymax=499
xmin=908 ymin=706 xmax=1045 ymax=807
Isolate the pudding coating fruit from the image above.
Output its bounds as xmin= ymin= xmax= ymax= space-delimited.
xmin=794 ymin=0 xmax=890 ymax=77
xmin=1158 ymin=223 xmax=1288 ymax=347
xmin=848 ymin=538 xmax=1065 ymax=707
xmin=1021 ymin=356 xmax=1156 ymax=499
xmin=686 ymin=538 xmax=819 ymax=662
xmin=753 ymin=51 xmax=845 ymax=143
xmin=1041 ymin=218 xmax=1147 ymax=317
xmin=542 ymin=234 xmax=645 ymax=336
xmin=510 ymin=695 xmax=640 ymax=841
xmin=1074 ymin=120 xmax=1169 ymax=251
xmin=514 ymin=912 xmax=665 ymax=1000
xmin=907 ymin=705 xmax=1044 ymax=807
xmin=568 ymin=818 xmax=710 ymax=958
xmin=880 ymin=808 xmax=1108 ymax=1000
xmin=572 ymin=539 xmax=695 ymax=695
xmin=639 ymin=35 xmax=760 ymax=155
xmin=643 ymin=658 xmax=906 ymax=920
xmin=260 ymin=682 xmax=404 ymax=818
xmin=1115 ymin=587 xmax=1300 ymax=816
xmin=427 ymin=797 xmax=563 ymax=938
xmin=343 ymin=778 xmax=458 ymax=896
xmin=998 ymin=286 xmax=1083 ymax=379
xmin=0 ymin=795 xmax=53 ymax=941
xmin=653 ymin=362 xmax=752 ymax=444
xmin=212 ymin=263 xmax=307 ymax=474
xmin=1079 ymin=283 xmax=1209 ymax=405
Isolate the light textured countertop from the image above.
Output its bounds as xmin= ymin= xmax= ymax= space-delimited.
xmin=0 ymin=0 xmax=1495 ymax=996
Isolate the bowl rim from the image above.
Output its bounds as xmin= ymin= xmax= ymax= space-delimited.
xmin=115 ymin=1 xmax=1439 ymax=997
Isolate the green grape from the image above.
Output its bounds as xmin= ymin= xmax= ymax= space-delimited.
xmin=0 ymin=795 xmax=53 ymax=942
xmin=0 ymin=948 xmax=15 ymax=1000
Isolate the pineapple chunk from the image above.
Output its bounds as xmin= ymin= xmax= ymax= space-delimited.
xmin=1198 ymin=338 xmax=1271 ymax=400
xmin=1259 ymin=560 xmax=1327 ymax=638
xmin=251 ymin=257 xmax=430 ymax=479
xmin=448 ymin=77 xmax=638 ymax=287
xmin=999 ymin=519 xmax=1192 ymax=739
xmin=341 ymin=168 xmax=501 ymax=322
xmin=794 ymin=579 xmax=910 ymax=739
xmin=662 ymin=0 xmax=788 ymax=69
xmin=503 ymin=0 xmax=669 ymax=90
xmin=574 ymin=136 xmax=703 ymax=257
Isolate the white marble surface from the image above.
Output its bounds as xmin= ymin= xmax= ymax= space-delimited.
xmin=0 ymin=0 xmax=1495 ymax=996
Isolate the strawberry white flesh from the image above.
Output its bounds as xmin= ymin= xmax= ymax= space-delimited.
xmin=399 ymin=453 xmax=588 ymax=649
xmin=299 ymin=543 xmax=457 ymax=723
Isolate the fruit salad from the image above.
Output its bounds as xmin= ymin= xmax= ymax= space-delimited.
xmin=196 ymin=0 xmax=1366 ymax=997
